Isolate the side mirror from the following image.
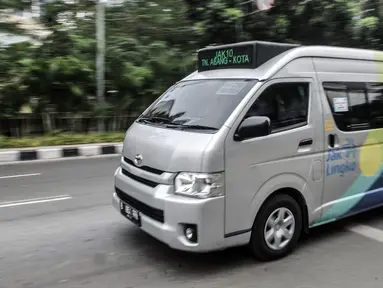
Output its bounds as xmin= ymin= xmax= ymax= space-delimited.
xmin=234 ymin=116 xmax=271 ymax=141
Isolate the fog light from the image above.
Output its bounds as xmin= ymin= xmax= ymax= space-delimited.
xmin=185 ymin=228 xmax=194 ymax=239
xmin=184 ymin=224 xmax=197 ymax=243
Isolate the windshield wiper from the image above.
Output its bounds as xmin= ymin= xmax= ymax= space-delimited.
xmin=166 ymin=123 xmax=218 ymax=131
xmin=138 ymin=117 xmax=218 ymax=131
xmin=137 ymin=116 xmax=172 ymax=124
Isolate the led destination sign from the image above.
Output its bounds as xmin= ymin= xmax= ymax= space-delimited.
xmin=197 ymin=41 xmax=300 ymax=72
xmin=198 ymin=44 xmax=255 ymax=72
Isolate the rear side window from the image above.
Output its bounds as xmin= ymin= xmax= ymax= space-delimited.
xmin=245 ymin=82 xmax=309 ymax=132
xmin=366 ymin=83 xmax=383 ymax=129
xmin=323 ymin=82 xmax=383 ymax=131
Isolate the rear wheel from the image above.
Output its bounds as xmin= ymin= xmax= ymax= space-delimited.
xmin=249 ymin=194 xmax=302 ymax=261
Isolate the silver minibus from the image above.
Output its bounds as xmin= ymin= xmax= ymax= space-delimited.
xmin=113 ymin=41 xmax=383 ymax=260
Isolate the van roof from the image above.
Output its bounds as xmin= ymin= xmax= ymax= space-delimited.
xmin=182 ymin=41 xmax=383 ymax=81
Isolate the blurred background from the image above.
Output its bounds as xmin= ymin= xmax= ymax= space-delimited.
xmin=0 ymin=0 xmax=382 ymax=142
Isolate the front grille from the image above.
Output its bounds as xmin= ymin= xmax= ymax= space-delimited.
xmin=115 ymin=187 xmax=164 ymax=223
xmin=121 ymin=168 xmax=158 ymax=188
xmin=124 ymin=157 xmax=164 ymax=175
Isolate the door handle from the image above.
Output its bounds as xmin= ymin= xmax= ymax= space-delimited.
xmin=328 ymin=134 xmax=336 ymax=148
xmin=299 ymin=138 xmax=313 ymax=147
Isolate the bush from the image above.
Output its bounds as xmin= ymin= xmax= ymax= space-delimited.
xmin=0 ymin=132 xmax=125 ymax=148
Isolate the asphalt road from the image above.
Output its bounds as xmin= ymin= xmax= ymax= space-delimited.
xmin=1 ymin=156 xmax=383 ymax=288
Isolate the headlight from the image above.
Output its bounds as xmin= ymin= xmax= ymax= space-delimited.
xmin=174 ymin=172 xmax=224 ymax=199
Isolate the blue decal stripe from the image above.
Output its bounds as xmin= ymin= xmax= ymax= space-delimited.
xmin=347 ymin=187 xmax=383 ymax=214
xmin=317 ymin=164 xmax=383 ymax=223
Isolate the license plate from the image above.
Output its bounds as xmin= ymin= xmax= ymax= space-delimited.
xmin=120 ymin=201 xmax=141 ymax=227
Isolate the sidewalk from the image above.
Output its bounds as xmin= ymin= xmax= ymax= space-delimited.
xmin=0 ymin=142 xmax=123 ymax=163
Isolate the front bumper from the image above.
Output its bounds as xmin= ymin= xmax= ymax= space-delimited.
xmin=112 ymin=166 xmax=230 ymax=252
xmin=112 ymin=191 xmax=228 ymax=252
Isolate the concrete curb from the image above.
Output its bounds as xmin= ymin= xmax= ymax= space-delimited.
xmin=0 ymin=143 xmax=123 ymax=163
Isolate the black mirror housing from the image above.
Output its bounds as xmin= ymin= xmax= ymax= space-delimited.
xmin=235 ymin=116 xmax=271 ymax=141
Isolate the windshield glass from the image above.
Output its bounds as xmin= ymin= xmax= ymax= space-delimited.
xmin=138 ymin=79 xmax=258 ymax=131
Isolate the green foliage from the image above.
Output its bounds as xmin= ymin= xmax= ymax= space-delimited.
xmin=0 ymin=132 xmax=125 ymax=148
xmin=1 ymin=0 xmax=197 ymax=120
xmin=2 ymin=0 xmax=383 ymax=128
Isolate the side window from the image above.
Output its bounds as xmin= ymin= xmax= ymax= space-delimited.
xmin=244 ymin=82 xmax=309 ymax=132
xmin=323 ymin=82 xmax=371 ymax=131
xmin=366 ymin=83 xmax=383 ymax=129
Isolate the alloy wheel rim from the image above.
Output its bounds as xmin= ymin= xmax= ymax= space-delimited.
xmin=264 ymin=207 xmax=295 ymax=251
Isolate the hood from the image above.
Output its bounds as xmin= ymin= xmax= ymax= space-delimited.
xmin=122 ymin=122 xmax=220 ymax=173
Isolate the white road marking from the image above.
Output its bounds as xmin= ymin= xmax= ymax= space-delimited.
xmin=0 ymin=173 xmax=41 ymax=180
xmin=347 ymin=224 xmax=383 ymax=243
xmin=0 ymin=195 xmax=72 ymax=208
xmin=0 ymin=195 xmax=71 ymax=205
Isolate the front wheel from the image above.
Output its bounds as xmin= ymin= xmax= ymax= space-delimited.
xmin=249 ymin=194 xmax=302 ymax=261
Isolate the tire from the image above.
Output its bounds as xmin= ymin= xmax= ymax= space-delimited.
xmin=249 ymin=194 xmax=302 ymax=261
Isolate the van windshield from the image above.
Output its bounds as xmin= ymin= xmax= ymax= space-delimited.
xmin=137 ymin=79 xmax=258 ymax=132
